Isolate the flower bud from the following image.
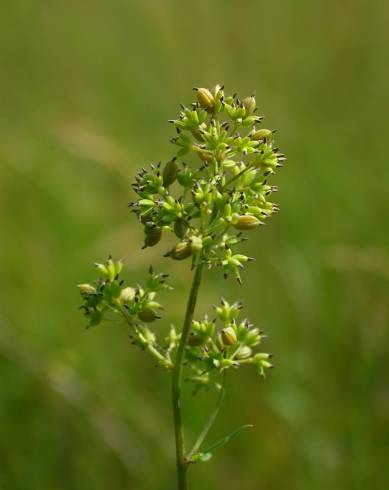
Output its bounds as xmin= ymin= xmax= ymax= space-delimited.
xmin=138 ymin=307 xmax=158 ymax=323
xmin=188 ymin=333 xmax=205 ymax=347
xmin=106 ymin=257 xmax=117 ymax=281
xmin=143 ymin=225 xmax=162 ymax=248
xmin=195 ymin=87 xmax=214 ymax=109
xmin=242 ymin=96 xmax=256 ymax=116
xmin=191 ymin=128 xmax=205 ymax=142
xmin=163 ymin=158 xmax=178 ymax=187
xmin=251 ymin=128 xmax=272 ymax=141
xmin=174 ymin=218 xmax=188 ymax=239
xmin=168 ymin=241 xmax=193 ymax=260
xmin=233 ymin=215 xmax=261 ymax=230
xmin=78 ymin=283 xmax=96 ymax=295
xmin=220 ymin=327 xmax=237 ymax=346
xmin=235 ymin=346 xmax=252 ymax=360
xmin=120 ymin=287 xmax=136 ymax=303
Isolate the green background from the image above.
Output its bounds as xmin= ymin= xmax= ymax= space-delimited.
xmin=1 ymin=1 xmax=388 ymax=489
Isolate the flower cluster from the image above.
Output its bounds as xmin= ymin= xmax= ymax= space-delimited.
xmin=130 ymin=85 xmax=285 ymax=283
xmin=78 ymin=257 xmax=174 ymax=369
xmin=185 ymin=298 xmax=272 ymax=394
xmin=78 ymin=258 xmax=272 ymax=386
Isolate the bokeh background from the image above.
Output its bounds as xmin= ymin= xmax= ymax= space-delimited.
xmin=1 ymin=1 xmax=388 ymax=489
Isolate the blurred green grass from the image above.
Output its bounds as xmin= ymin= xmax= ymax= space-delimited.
xmin=1 ymin=0 xmax=388 ymax=489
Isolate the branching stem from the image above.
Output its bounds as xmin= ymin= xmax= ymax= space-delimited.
xmin=172 ymin=263 xmax=204 ymax=490
xmin=187 ymin=370 xmax=227 ymax=461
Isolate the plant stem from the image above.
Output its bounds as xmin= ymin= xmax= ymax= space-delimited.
xmin=187 ymin=370 xmax=227 ymax=461
xmin=172 ymin=263 xmax=204 ymax=490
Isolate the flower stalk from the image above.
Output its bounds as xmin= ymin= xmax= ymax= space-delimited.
xmin=172 ymin=263 xmax=203 ymax=488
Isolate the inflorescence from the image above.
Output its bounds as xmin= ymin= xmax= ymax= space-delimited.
xmin=78 ymin=85 xmax=285 ymax=392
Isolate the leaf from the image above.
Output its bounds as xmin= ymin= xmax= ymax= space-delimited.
xmin=190 ymin=424 xmax=253 ymax=464
xmin=202 ymin=424 xmax=254 ymax=454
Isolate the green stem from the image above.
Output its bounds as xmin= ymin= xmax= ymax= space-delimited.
xmin=221 ymin=165 xmax=252 ymax=191
xmin=187 ymin=370 xmax=227 ymax=461
xmin=172 ymin=263 xmax=204 ymax=490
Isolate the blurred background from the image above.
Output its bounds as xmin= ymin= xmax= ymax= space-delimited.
xmin=1 ymin=0 xmax=388 ymax=489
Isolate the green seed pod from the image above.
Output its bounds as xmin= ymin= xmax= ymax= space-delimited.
xmin=235 ymin=346 xmax=252 ymax=360
xmin=169 ymin=241 xmax=193 ymax=260
xmin=233 ymin=215 xmax=261 ymax=230
xmin=197 ymin=148 xmax=213 ymax=163
xmin=120 ymin=287 xmax=136 ymax=303
xmin=143 ymin=225 xmax=162 ymax=248
xmin=251 ymin=128 xmax=272 ymax=141
xmin=78 ymin=283 xmax=96 ymax=295
xmin=195 ymin=87 xmax=214 ymax=109
xmin=220 ymin=327 xmax=238 ymax=346
xmin=138 ymin=307 xmax=158 ymax=323
xmin=191 ymin=128 xmax=205 ymax=142
xmin=190 ymin=236 xmax=203 ymax=254
xmin=188 ymin=333 xmax=205 ymax=347
xmin=174 ymin=218 xmax=188 ymax=239
xmin=163 ymin=158 xmax=178 ymax=187
xmin=242 ymin=96 xmax=256 ymax=116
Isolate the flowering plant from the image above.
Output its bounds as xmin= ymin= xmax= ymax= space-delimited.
xmin=78 ymin=85 xmax=285 ymax=489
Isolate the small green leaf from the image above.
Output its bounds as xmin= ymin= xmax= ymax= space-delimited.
xmin=202 ymin=424 xmax=253 ymax=454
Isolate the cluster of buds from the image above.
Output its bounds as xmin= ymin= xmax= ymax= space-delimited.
xmin=184 ymin=299 xmax=273 ymax=393
xmin=78 ymin=258 xmax=173 ymax=369
xmin=79 ymin=86 xmax=282 ymax=381
xmin=129 ymin=85 xmax=285 ymax=282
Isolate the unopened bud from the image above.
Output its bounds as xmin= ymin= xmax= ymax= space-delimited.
xmin=168 ymin=241 xmax=193 ymax=260
xmin=78 ymin=284 xmax=96 ymax=295
xmin=138 ymin=307 xmax=158 ymax=323
xmin=242 ymin=96 xmax=256 ymax=116
xmin=251 ymin=128 xmax=272 ymax=141
xmin=235 ymin=346 xmax=252 ymax=360
xmin=195 ymin=87 xmax=214 ymax=109
xmin=220 ymin=327 xmax=237 ymax=346
xmin=233 ymin=215 xmax=261 ymax=230
xmin=188 ymin=333 xmax=205 ymax=347
xmin=120 ymin=287 xmax=136 ymax=303
xmin=143 ymin=225 xmax=162 ymax=248
xmin=174 ymin=218 xmax=188 ymax=239
xmin=163 ymin=158 xmax=178 ymax=187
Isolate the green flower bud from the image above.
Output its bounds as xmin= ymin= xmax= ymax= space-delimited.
xmin=174 ymin=218 xmax=188 ymax=239
xmin=242 ymin=116 xmax=258 ymax=127
xmin=143 ymin=224 xmax=162 ymax=249
xmin=168 ymin=241 xmax=193 ymax=260
xmin=106 ymin=258 xmax=117 ymax=281
xmin=163 ymin=158 xmax=178 ymax=187
xmin=95 ymin=263 xmax=108 ymax=276
xmin=233 ymin=215 xmax=261 ymax=230
xmin=188 ymin=333 xmax=205 ymax=347
xmin=195 ymin=87 xmax=214 ymax=109
xmin=242 ymin=96 xmax=256 ymax=116
xmin=235 ymin=346 xmax=252 ymax=360
xmin=78 ymin=283 xmax=96 ymax=295
xmin=251 ymin=128 xmax=272 ymax=141
xmin=120 ymin=287 xmax=136 ymax=303
xmin=138 ymin=307 xmax=159 ymax=323
xmin=191 ymin=127 xmax=205 ymax=142
xmin=220 ymin=326 xmax=238 ymax=346
xmin=215 ymin=299 xmax=241 ymax=322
